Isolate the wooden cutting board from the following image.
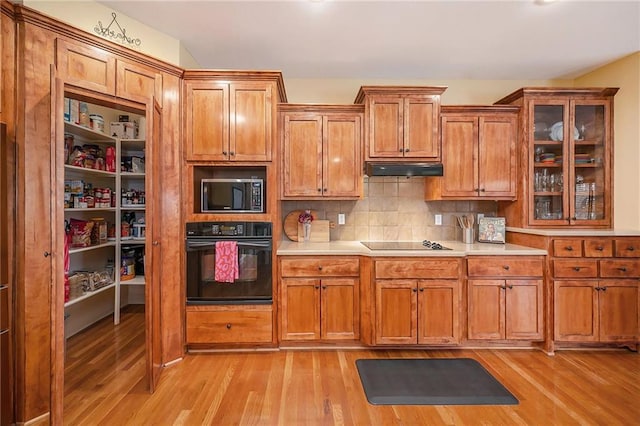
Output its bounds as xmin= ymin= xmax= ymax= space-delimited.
xmin=283 ymin=210 xmax=318 ymax=241
xmin=297 ymin=220 xmax=330 ymax=242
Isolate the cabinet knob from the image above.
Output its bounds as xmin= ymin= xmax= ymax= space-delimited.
xmin=480 ymin=188 xmax=486 ymax=192
xmin=499 ymin=285 xmax=507 ymax=290
xmin=503 ymin=265 xmax=510 ymax=270
xmin=230 ymin=151 xmax=235 ymax=156
xmin=318 ymin=266 xmax=323 ymax=270
xmin=404 ymin=148 xmax=410 ymax=153
xmin=317 ymin=188 xmax=322 ymax=192
xmin=322 ymin=285 xmax=327 ymax=290
xmin=601 ymin=286 xmax=607 ymax=292
xmin=222 ymin=151 xmax=228 ymax=156
xmin=152 ymin=241 xmax=159 ymax=246
xmin=399 ymin=148 xmax=403 ymax=153
xmin=419 ymin=288 xmax=424 ymax=292
xmin=315 ymin=285 xmax=320 ymax=289
xmin=627 ymin=246 xmax=635 ymax=252
xmin=44 ymin=251 xmax=51 ymax=257
xmin=412 ymin=288 xmax=418 ymax=293
xmin=573 ymin=267 xmax=581 ymax=271
xmin=508 ymin=285 xmax=514 ymax=289
xmin=596 ymin=246 xmax=604 ymax=251
xmin=323 ymin=188 xmax=327 ymax=192
xmin=226 ymin=323 xmax=232 ymax=329
xmin=565 ymin=246 xmax=573 ymax=251
xmin=618 ymin=267 xmax=627 ymax=272
xmin=595 ymin=287 xmax=601 ymax=291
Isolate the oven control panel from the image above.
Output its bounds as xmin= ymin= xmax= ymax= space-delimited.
xmin=186 ymin=222 xmax=272 ymax=238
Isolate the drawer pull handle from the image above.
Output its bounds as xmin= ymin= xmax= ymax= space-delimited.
xmin=596 ymin=246 xmax=604 ymax=251
xmin=618 ymin=267 xmax=627 ymax=272
xmin=627 ymin=247 xmax=635 ymax=251
xmin=573 ymin=267 xmax=581 ymax=271
xmin=226 ymin=323 xmax=232 ymax=329
xmin=565 ymin=246 xmax=573 ymax=251
xmin=503 ymin=265 xmax=510 ymax=270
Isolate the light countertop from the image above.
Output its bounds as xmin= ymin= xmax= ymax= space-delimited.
xmin=276 ymin=240 xmax=547 ymax=257
xmin=506 ymin=227 xmax=640 ymax=237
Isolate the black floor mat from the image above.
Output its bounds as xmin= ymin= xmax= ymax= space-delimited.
xmin=356 ymin=358 xmax=519 ymax=405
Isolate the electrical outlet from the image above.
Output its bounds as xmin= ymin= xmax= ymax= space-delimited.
xmin=434 ymin=214 xmax=442 ymax=226
xmin=338 ymin=213 xmax=346 ymax=225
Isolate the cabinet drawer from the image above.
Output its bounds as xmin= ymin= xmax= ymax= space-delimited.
xmin=553 ymin=239 xmax=583 ymax=257
xmin=375 ymin=259 xmax=460 ymax=279
xmin=186 ymin=309 xmax=273 ymax=344
xmin=467 ymin=257 xmax=543 ymax=277
xmin=599 ymin=260 xmax=640 ymax=278
xmin=614 ymin=239 xmax=640 ymax=258
xmin=280 ymin=257 xmax=360 ymax=277
xmin=553 ymin=260 xmax=598 ymax=278
xmin=584 ymin=240 xmax=613 ymax=257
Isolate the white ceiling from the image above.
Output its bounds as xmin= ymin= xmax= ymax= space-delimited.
xmin=98 ymin=0 xmax=640 ymax=80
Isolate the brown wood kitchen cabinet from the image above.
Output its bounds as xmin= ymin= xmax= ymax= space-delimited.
xmin=279 ymin=256 xmax=360 ymax=342
xmin=186 ymin=305 xmax=274 ymax=345
xmin=183 ymin=71 xmax=286 ymax=162
xmin=280 ymin=105 xmax=362 ymax=199
xmin=552 ymin=238 xmax=640 ymax=345
xmin=496 ymin=88 xmax=618 ymax=228
xmin=467 ymin=256 xmax=544 ymax=341
xmin=355 ymin=86 xmax=446 ymax=162
xmin=425 ymin=106 xmax=518 ymax=200
xmin=373 ymin=258 xmax=461 ymax=345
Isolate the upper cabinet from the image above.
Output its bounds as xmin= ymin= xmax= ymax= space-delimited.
xmin=280 ymin=104 xmax=363 ymax=199
xmin=496 ymin=88 xmax=618 ymax=228
xmin=183 ymin=71 xmax=287 ymax=162
xmin=354 ymin=86 xmax=446 ymax=162
xmin=425 ymin=106 xmax=519 ymax=200
xmin=56 ymin=38 xmax=116 ymax=95
xmin=56 ymin=39 xmax=162 ymax=105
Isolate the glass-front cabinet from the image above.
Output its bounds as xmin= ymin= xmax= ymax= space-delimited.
xmin=496 ymin=88 xmax=618 ymax=229
xmin=531 ymin=99 xmax=611 ymax=225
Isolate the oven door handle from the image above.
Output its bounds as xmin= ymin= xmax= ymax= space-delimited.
xmin=186 ymin=240 xmax=272 ymax=251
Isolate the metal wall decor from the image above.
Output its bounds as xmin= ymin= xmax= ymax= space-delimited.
xmin=94 ymin=12 xmax=142 ymax=48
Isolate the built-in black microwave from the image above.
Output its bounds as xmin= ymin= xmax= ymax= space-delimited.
xmin=201 ymin=178 xmax=263 ymax=213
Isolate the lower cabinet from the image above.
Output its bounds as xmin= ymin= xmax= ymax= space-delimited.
xmin=373 ymin=258 xmax=462 ymax=345
xmin=551 ymin=237 xmax=640 ymax=344
xmin=467 ymin=256 xmax=544 ymax=341
xmin=186 ymin=305 xmax=273 ymax=345
xmin=279 ymin=256 xmax=360 ymax=342
xmin=554 ymin=280 xmax=639 ymax=342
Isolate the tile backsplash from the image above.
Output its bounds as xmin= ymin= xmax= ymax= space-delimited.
xmin=281 ymin=177 xmax=497 ymax=242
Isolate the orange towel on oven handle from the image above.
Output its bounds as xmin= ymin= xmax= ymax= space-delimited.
xmin=215 ymin=241 xmax=239 ymax=283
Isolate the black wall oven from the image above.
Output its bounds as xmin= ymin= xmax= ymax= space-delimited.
xmin=186 ymin=222 xmax=272 ymax=304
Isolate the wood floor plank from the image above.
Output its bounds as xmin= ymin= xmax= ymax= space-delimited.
xmin=64 ymin=309 xmax=640 ymax=425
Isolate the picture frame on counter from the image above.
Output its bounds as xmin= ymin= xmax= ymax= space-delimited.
xmin=478 ymin=217 xmax=506 ymax=244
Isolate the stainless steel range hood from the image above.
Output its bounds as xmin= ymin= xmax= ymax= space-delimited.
xmin=365 ymin=162 xmax=444 ymax=177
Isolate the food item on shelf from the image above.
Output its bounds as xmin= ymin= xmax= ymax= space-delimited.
xmin=69 ymin=218 xmax=94 ymax=247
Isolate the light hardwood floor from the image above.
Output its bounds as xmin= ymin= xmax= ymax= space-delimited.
xmin=64 ymin=306 xmax=640 ymax=425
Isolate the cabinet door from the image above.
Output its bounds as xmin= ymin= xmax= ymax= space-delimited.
xmin=468 ymin=279 xmax=504 ymax=340
xmin=404 ymin=96 xmax=439 ymax=159
xmin=417 ymin=280 xmax=460 ymax=345
xmin=282 ymin=114 xmax=323 ymax=197
xmin=598 ymin=280 xmax=639 ymax=342
xmin=441 ymin=115 xmax=478 ymax=197
xmin=184 ymin=81 xmax=229 ymax=161
xmin=554 ymin=280 xmax=598 ymax=342
xmin=281 ymin=278 xmax=320 ymax=341
xmin=321 ymin=278 xmax=359 ymax=340
xmin=478 ymin=114 xmax=517 ymax=197
xmin=368 ymin=96 xmax=403 ymax=158
xmin=505 ymin=279 xmax=543 ymax=340
xmin=230 ymin=82 xmax=272 ymax=161
xmin=323 ymin=114 xmax=361 ymax=198
xmin=375 ymin=280 xmax=417 ymax=344
xmin=116 ymin=60 xmax=162 ymax=105
xmin=56 ymin=38 xmax=116 ymax=95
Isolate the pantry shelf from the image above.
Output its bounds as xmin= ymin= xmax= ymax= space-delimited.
xmin=64 ymin=282 xmax=116 ymax=308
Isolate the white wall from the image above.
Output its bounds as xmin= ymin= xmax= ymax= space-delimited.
xmin=24 ymin=0 xmax=197 ymax=67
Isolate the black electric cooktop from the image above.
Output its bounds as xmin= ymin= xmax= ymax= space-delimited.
xmin=361 ymin=240 xmax=451 ymax=251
